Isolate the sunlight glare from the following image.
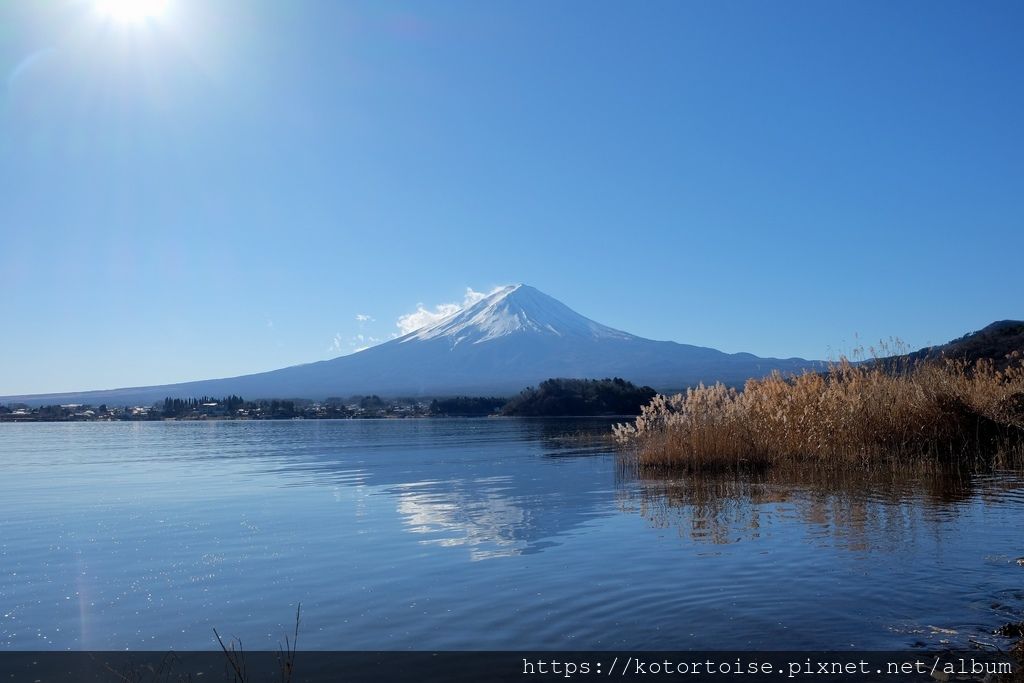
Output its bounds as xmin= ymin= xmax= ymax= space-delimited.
xmin=94 ymin=0 xmax=169 ymax=23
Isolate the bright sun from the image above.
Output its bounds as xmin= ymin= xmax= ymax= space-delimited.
xmin=94 ymin=0 xmax=169 ymax=23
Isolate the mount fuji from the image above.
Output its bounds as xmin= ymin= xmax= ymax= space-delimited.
xmin=5 ymin=285 xmax=822 ymax=405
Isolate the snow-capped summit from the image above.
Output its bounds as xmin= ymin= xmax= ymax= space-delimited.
xmin=3 ymin=284 xmax=823 ymax=405
xmin=402 ymin=284 xmax=636 ymax=346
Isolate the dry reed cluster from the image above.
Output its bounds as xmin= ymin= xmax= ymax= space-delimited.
xmin=614 ymin=353 xmax=1024 ymax=472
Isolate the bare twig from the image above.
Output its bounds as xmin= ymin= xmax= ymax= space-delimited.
xmin=214 ymin=628 xmax=247 ymax=683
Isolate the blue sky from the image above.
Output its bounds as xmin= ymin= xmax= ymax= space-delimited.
xmin=1 ymin=0 xmax=1022 ymax=395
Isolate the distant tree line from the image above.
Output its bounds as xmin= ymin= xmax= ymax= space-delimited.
xmin=501 ymin=378 xmax=657 ymax=416
xmin=161 ymin=395 xmax=306 ymax=418
xmin=162 ymin=395 xmax=245 ymax=418
xmin=429 ymin=396 xmax=508 ymax=416
xmin=156 ymin=395 xmax=427 ymax=420
xmin=4 ymin=380 xmax=659 ymax=422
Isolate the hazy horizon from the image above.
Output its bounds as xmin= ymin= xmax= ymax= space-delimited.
xmin=2 ymin=1 xmax=1022 ymax=395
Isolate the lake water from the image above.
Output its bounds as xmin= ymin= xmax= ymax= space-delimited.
xmin=1 ymin=419 xmax=1022 ymax=651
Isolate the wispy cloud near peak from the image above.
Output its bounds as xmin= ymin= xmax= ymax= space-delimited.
xmin=396 ymin=286 xmax=505 ymax=336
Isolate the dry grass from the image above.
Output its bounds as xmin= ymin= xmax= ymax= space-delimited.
xmin=614 ymin=353 xmax=1024 ymax=473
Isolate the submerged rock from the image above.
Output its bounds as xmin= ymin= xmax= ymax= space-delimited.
xmin=995 ymin=621 xmax=1024 ymax=638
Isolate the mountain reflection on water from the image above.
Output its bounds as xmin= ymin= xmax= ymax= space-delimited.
xmin=246 ymin=418 xmax=622 ymax=560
